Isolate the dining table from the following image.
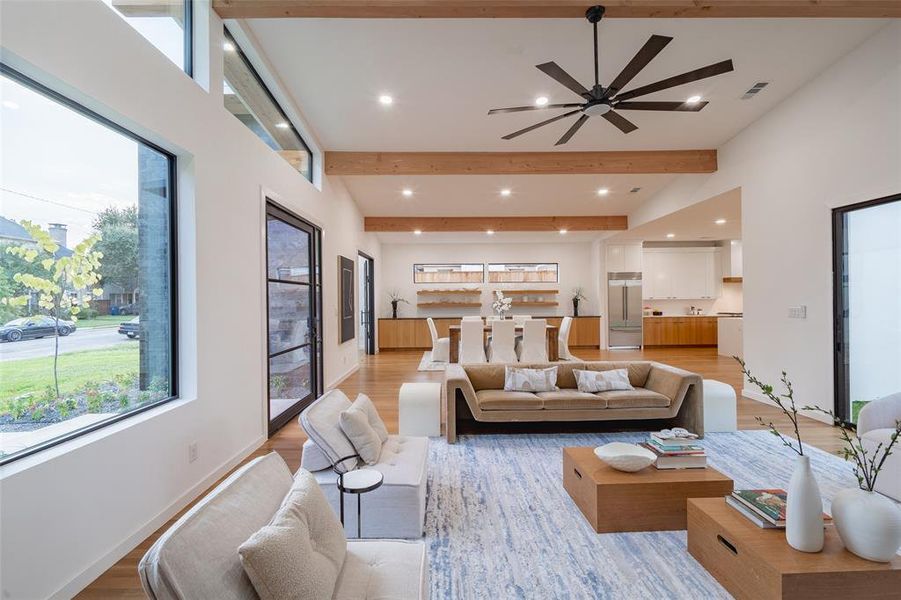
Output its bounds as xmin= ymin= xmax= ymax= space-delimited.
xmin=447 ymin=323 xmax=559 ymax=363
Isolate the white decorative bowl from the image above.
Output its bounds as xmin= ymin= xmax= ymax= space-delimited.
xmin=594 ymin=442 xmax=656 ymax=472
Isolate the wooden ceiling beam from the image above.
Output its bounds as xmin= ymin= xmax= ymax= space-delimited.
xmin=364 ymin=216 xmax=628 ymax=232
xmin=326 ymin=150 xmax=716 ymax=175
xmin=212 ymin=1 xmax=901 ymax=19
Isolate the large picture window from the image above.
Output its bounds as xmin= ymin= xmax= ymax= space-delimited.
xmin=0 ymin=66 xmax=177 ymax=464
xmin=488 ymin=263 xmax=559 ymax=283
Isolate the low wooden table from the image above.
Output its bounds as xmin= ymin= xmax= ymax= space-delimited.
xmin=447 ymin=323 xmax=558 ymax=362
xmin=562 ymin=447 xmax=733 ymax=533
xmin=687 ymin=497 xmax=901 ymax=600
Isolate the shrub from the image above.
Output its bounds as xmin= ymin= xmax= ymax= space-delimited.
xmin=57 ymin=398 xmax=73 ymax=419
xmin=10 ymin=398 xmax=29 ymax=420
xmin=149 ymin=376 xmax=169 ymax=394
xmin=31 ymin=407 xmax=45 ymax=422
xmin=118 ymin=393 xmax=130 ymax=409
xmin=41 ymin=386 xmax=56 ymax=404
xmin=138 ymin=391 xmax=151 ymax=404
xmin=86 ymin=393 xmax=103 ymax=413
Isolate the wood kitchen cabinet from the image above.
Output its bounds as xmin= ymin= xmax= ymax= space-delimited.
xmin=643 ymin=317 xmax=718 ymax=346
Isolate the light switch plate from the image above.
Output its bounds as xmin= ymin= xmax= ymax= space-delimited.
xmin=788 ymin=305 xmax=807 ymax=319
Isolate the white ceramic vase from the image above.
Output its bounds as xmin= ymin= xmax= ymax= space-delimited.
xmin=831 ymin=487 xmax=901 ymax=562
xmin=786 ymin=454 xmax=824 ymax=552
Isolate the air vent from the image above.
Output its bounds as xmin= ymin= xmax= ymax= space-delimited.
xmin=629 ymin=187 xmax=642 ymax=193
xmin=741 ymin=82 xmax=769 ymax=100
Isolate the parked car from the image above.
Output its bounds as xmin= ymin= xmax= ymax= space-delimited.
xmin=0 ymin=316 xmax=76 ymax=342
xmin=118 ymin=317 xmax=140 ymax=339
xmin=116 ymin=302 xmax=139 ymax=315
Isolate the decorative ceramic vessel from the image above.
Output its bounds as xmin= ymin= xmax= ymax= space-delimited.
xmin=786 ymin=454 xmax=824 ymax=552
xmin=831 ymin=487 xmax=901 ymax=562
xmin=594 ymin=442 xmax=656 ymax=472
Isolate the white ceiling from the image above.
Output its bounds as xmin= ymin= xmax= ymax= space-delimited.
xmin=613 ymin=187 xmax=742 ymax=242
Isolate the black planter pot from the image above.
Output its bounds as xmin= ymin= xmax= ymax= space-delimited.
xmin=391 ymin=300 xmax=399 ymax=319
xmin=572 ymin=298 xmax=580 ymax=317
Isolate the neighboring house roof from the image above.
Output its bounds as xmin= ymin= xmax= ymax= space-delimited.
xmin=0 ymin=216 xmax=73 ymax=257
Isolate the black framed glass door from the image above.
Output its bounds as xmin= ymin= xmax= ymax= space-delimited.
xmin=358 ymin=252 xmax=375 ymax=355
xmin=266 ymin=202 xmax=322 ymax=434
xmin=832 ymin=193 xmax=901 ymax=425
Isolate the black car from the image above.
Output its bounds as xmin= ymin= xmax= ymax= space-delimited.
xmin=118 ymin=317 xmax=140 ymax=339
xmin=0 ymin=316 xmax=77 ymax=342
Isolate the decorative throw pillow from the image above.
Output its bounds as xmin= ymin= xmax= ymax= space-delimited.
xmin=239 ymin=470 xmax=346 ymax=600
xmin=504 ymin=366 xmax=558 ymax=392
xmin=339 ymin=405 xmax=382 ymax=464
xmin=574 ymin=368 xmax=635 ymax=393
xmin=354 ymin=393 xmax=389 ymax=443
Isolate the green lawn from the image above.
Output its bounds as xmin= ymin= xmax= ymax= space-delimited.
xmin=74 ymin=315 xmax=127 ymax=329
xmin=1 ymin=345 xmax=139 ymax=404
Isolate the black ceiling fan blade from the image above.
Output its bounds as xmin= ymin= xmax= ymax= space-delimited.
xmin=615 ymin=101 xmax=709 ymax=111
xmin=601 ymin=111 xmax=638 ymax=134
xmin=488 ymin=103 xmax=582 ymax=115
xmin=603 ymin=35 xmax=673 ymax=99
xmin=614 ymin=59 xmax=734 ymax=102
xmin=501 ymin=109 xmax=583 ymax=140
xmin=535 ymin=62 xmax=591 ymax=99
xmin=554 ymin=114 xmax=589 ymax=146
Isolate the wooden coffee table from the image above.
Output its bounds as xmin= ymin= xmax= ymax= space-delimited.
xmin=687 ymin=497 xmax=901 ymax=600
xmin=562 ymin=447 xmax=733 ymax=533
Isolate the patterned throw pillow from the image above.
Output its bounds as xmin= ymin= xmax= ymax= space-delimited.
xmin=574 ymin=368 xmax=635 ymax=393
xmin=504 ymin=366 xmax=558 ymax=392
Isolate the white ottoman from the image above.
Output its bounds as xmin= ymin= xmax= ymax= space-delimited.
xmin=399 ymin=382 xmax=442 ymax=437
xmin=703 ymin=379 xmax=738 ymax=433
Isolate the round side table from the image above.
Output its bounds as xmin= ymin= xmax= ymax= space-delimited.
xmin=337 ymin=468 xmax=384 ymax=538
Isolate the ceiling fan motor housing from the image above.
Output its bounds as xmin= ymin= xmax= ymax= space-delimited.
xmin=586 ymin=5 xmax=606 ymax=23
xmin=583 ymin=101 xmax=612 ymax=116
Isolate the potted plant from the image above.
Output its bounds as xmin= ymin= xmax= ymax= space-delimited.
xmin=737 ymin=358 xmax=824 ymax=553
xmin=388 ymin=291 xmax=408 ymax=319
xmin=803 ymin=407 xmax=901 ymax=562
xmin=491 ymin=290 xmax=512 ymax=319
xmin=572 ymin=287 xmax=587 ymax=317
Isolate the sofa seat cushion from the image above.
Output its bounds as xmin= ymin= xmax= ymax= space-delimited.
xmin=537 ymin=390 xmax=607 ymax=410
xmin=333 ymin=540 xmax=428 ymax=600
xmin=476 ymin=389 xmax=542 ymax=410
xmin=596 ymin=388 xmax=671 ymax=409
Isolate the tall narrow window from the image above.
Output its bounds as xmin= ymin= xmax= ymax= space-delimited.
xmin=0 ymin=66 xmax=177 ymax=464
xmin=833 ymin=194 xmax=901 ymax=424
xmin=223 ymin=29 xmax=313 ymax=182
xmin=103 ymin=0 xmax=193 ymax=75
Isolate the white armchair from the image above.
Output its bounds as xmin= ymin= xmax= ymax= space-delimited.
xmin=857 ymin=392 xmax=901 ymax=502
xmin=427 ymin=317 xmax=450 ymax=363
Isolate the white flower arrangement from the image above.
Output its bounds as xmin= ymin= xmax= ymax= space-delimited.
xmin=492 ymin=290 xmax=512 ymax=317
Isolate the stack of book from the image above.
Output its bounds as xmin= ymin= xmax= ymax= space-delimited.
xmin=727 ymin=489 xmax=833 ymax=529
xmin=641 ymin=433 xmax=706 ymax=469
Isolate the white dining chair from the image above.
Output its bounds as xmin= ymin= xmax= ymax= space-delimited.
xmin=558 ymin=316 xmax=574 ymax=360
xmin=485 ymin=315 xmax=501 ymax=322
xmin=511 ymin=315 xmax=532 ymax=326
xmin=487 ymin=319 xmax=517 ymax=363
xmin=462 ymin=316 xmax=484 ymax=322
xmin=427 ymin=317 xmax=449 ymax=363
xmin=517 ymin=319 xmax=548 ymax=363
xmin=458 ymin=319 xmax=486 ymax=363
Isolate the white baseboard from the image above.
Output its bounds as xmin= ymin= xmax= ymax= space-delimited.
xmin=328 ymin=362 xmax=360 ymax=390
xmin=742 ymin=388 xmax=833 ymax=425
xmin=51 ymin=434 xmax=267 ymax=600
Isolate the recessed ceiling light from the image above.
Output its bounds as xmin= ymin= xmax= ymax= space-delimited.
xmin=500 ymin=188 xmax=512 ymax=197
xmin=402 ymin=188 xmax=413 ymax=197
xmin=2 ymin=100 xmax=19 ymax=109
xmin=378 ymin=94 xmax=394 ymax=106
xmin=686 ymin=95 xmax=702 ymax=104
xmin=275 ymin=122 xmax=290 ymax=129
xmin=597 ymin=188 xmax=610 ymax=196
xmin=559 ymin=229 xmax=568 ymax=235
xmin=486 ymin=230 xmax=495 ymax=235
xmin=715 ymin=218 xmax=727 ymax=225
xmin=413 ymin=229 xmax=422 ymax=235
xmin=223 ymin=41 xmax=236 ymax=52
xmin=666 ymin=233 xmax=676 ymax=239
xmin=535 ymin=96 xmax=549 ymax=106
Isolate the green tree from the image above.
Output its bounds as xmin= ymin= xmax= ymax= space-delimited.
xmin=0 ymin=240 xmax=46 ymax=322
xmin=92 ymin=206 xmax=138 ymax=300
xmin=3 ymin=221 xmax=103 ymax=397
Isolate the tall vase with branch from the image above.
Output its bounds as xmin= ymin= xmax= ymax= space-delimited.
xmin=803 ymin=406 xmax=901 ymax=562
xmin=388 ymin=291 xmax=408 ymax=319
xmin=737 ymin=357 xmax=824 ymax=552
xmin=571 ymin=287 xmax=586 ymax=317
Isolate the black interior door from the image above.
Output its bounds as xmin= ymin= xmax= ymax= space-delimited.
xmin=359 ymin=252 xmax=375 ymax=355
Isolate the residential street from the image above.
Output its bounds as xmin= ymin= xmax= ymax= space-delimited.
xmin=0 ymin=327 xmax=131 ymax=361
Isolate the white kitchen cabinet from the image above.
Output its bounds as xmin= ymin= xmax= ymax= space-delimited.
xmin=606 ymin=244 xmax=642 ymax=273
xmin=642 ymin=248 xmax=720 ymax=300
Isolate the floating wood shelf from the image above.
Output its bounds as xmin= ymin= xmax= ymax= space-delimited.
xmin=514 ymin=301 xmax=559 ymax=306
xmin=417 ymin=301 xmax=482 ymax=308
xmin=416 ymin=289 xmax=481 ymax=295
xmin=498 ymin=289 xmax=559 ymax=295
xmin=722 ymin=277 xmax=743 ymax=284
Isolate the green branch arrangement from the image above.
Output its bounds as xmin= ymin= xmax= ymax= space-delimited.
xmin=572 ymin=287 xmax=587 ymax=302
xmin=803 ymin=406 xmax=901 ymax=492
xmin=388 ymin=291 xmax=408 ymax=304
xmin=735 ymin=357 xmax=805 ymax=456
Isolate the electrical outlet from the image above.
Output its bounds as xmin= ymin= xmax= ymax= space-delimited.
xmin=188 ymin=442 xmax=198 ymax=463
xmin=788 ymin=305 xmax=807 ymax=319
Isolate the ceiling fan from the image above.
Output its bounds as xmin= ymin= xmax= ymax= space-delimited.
xmin=488 ymin=4 xmax=735 ymax=145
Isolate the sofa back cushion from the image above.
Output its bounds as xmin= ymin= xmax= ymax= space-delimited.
xmin=300 ymin=389 xmax=359 ymax=472
xmin=238 ymin=470 xmax=347 ymax=600
xmin=138 ymin=453 xmax=294 ymax=600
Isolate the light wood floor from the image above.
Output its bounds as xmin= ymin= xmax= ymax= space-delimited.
xmin=77 ymin=347 xmax=842 ymax=598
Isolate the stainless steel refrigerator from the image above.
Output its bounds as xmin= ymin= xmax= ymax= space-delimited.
xmin=607 ymin=272 xmax=643 ymax=348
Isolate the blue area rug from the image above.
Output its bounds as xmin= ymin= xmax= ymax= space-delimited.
xmin=424 ymin=431 xmax=857 ymax=599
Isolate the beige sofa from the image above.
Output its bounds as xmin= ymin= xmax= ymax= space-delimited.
xmin=445 ymin=361 xmax=703 ymax=443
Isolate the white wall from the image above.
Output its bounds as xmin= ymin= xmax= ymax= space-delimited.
xmin=630 ymin=22 xmax=901 ymax=419
xmin=0 ymin=2 xmax=379 ymax=598
xmin=379 ymin=241 xmax=601 ymax=318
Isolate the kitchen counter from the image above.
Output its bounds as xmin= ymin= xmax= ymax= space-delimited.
xmin=642 ymin=316 xmax=717 ymax=346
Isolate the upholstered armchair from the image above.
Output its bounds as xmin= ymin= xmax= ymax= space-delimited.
xmin=857 ymin=392 xmax=901 ymax=501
